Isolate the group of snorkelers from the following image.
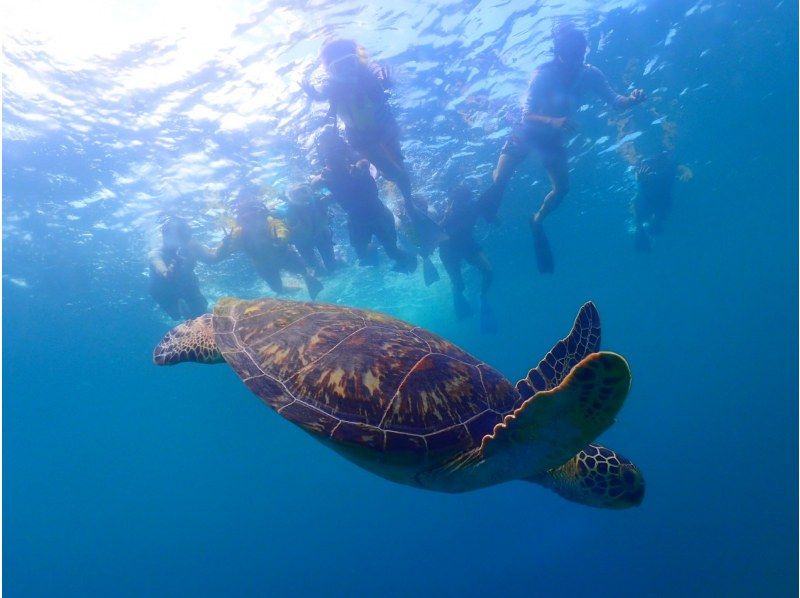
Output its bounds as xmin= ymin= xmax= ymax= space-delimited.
xmin=150 ymin=23 xmax=684 ymax=331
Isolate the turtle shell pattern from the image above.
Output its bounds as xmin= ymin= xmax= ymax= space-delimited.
xmin=212 ymin=297 xmax=519 ymax=456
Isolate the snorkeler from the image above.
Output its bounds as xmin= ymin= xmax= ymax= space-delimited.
xmin=148 ymin=217 xmax=220 ymax=320
xmin=301 ymin=38 xmax=444 ymax=266
xmin=438 ymin=185 xmax=496 ymax=333
xmin=216 ymin=189 xmax=324 ymax=300
xmin=632 ymin=151 xmax=691 ymax=252
xmin=309 ymin=126 xmax=418 ymax=274
xmin=285 ymin=183 xmax=339 ymax=274
xmin=479 ymin=22 xmax=646 ymax=273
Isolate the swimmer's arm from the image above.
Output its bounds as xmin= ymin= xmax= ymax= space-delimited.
xmin=190 ymin=239 xmax=227 ymax=264
xmin=586 ymin=65 xmax=645 ymax=108
xmin=206 ymin=233 xmax=238 ymax=262
xmin=301 ymin=78 xmax=327 ymax=102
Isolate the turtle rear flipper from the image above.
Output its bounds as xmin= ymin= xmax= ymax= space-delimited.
xmin=530 ymin=444 xmax=645 ymax=509
xmin=481 ymin=352 xmax=631 ymax=475
xmin=153 ymin=314 xmax=224 ymax=366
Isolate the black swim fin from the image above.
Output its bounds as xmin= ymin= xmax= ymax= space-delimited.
xmin=422 ymin=256 xmax=440 ymax=286
xmin=531 ymin=221 xmax=554 ymax=274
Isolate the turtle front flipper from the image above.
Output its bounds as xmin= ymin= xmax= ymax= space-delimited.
xmin=153 ymin=314 xmax=224 ymax=366
xmin=516 ymin=301 xmax=601 ymax=400
xmin=481 ymin=352 xmax=631 ymax=478
xmin=530 ymin=444 xmax=644 ymax=508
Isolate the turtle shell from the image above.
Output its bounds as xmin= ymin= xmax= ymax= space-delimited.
xmin=212 ymin=297 xmax=519 ymax=456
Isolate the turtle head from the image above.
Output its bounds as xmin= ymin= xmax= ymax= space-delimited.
xmin=533 ymin=444 xmax=645 ymax=509
xmin=153 ymin=313 xmax=224 ymax=366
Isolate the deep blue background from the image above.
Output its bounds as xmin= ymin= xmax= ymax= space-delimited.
xmin=4 ymin=1 xmax=797 ymax=595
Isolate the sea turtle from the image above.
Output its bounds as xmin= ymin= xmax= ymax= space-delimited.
xmin=153 ymin=298 xmax=644 ymax=508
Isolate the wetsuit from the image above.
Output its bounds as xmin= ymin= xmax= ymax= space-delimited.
xmin=634 ymin=153 xmax=678 ymax=250
xmin=286 ymin=199 xmax=337 ymax=272
xmin=439 ymin=199 xmax=492 ymax=299
xmin=148 ymin=242 xmax=209 ymax=320
xmin=319 ymin=63 xmax=407 ymax=190
xmin=319 ymin=160 xmax=413 ymax=268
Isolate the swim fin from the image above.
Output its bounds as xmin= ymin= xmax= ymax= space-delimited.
xmin=531 ymin=220 xmax=554 ymax=274
xmin=422 ymin=256 xmax=440 ymax=286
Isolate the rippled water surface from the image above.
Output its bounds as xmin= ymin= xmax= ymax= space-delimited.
xmin=4 ymin=1 xmax=797 ymax=596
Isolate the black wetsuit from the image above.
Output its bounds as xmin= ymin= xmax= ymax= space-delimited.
xmin=439 ymin=199 xmax=492 ymax=298
xmin=286 ymin=200 xmax=337 ymax=272
xmin=148 ymin=245 xmax=208 ymax=320
xmin=320 ymin=161 xmax=410 ymax=265
xmin=635 ymin=153 xmax=677 ymax=231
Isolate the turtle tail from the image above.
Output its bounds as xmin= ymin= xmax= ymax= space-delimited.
xmin=153 ymin=313 xmax=224 ymax=366
xmin=530 ymin=444 xmax=645 ymax=509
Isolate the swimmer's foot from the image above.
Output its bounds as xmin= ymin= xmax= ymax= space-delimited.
xmin=422 ymin=256 xmax=440 ymax=286
xmin=530 ymin=216 xmax=554 ymax=274
xmin=454 ymin=293 xmax=472 ymax=320
xmin=479 ymin=300 xmax=498 ymax=334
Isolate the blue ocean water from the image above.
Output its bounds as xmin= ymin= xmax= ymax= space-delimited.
xmin=3 ymin=0 xmax=797 ymax=595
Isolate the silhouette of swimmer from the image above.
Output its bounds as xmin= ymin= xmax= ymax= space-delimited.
xmin=216 ymin=189 xmax=324 ymax=300
xmin=285 ymin=184 xmax=339 ymax=274
xmin=479 ymin=22 xmax=646 ymax=273
xmin=310 ymin=126 xmax=418 ymax=274
xmin=633 ymin=152 xmax=692 ymax=251
xmin=439 ymin=185 xmax=497 ymax=334
xmin=148 ymin=217 xmax=220 ymax=320
xmin=302 ymin=39 xmax=444 ymax=277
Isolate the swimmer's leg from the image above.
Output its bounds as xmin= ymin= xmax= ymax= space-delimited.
xmin=348 ymin=219 xmax=378 ymax=266
xmin=375 ymin=208 xmax=416 ymax=273
xmin=478 ymin=137 xmax=528 ymax=222
xmin=466 ymin=249 xmax=497 ymax=334
xmin=530 ymin=148 xmax=568 ymax=274
xmin=440 ymin=243 xmax=471 ymax=320
xmin=316 ymin=230 xmax=339 ymax=272
xmin=283 ymin=247 xmax=323 ymax=300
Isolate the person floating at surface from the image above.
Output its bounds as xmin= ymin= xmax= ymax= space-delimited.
xmin=438 ymin=185 xmax=496 ymax=334
xmin=632 ymin=151 xmax=692 ymax=252
xmin=148 ymin=217 xmax=220 ymax=320
xmin=216 ymin=189 xmax=324 ymax=300
xmin=284 ymin=183 xmax=339 ymax=274
xmin=479 ymin=21 xmax=646 ymax=273
xmin=302 ymin=38 xmax=444 ymax=278
xmin=310 ymin=126 xmax=418 ymax=274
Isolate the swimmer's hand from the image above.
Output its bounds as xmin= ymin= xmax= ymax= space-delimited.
xmin=301 ymin=78 xmax=323 ymax=101
xmin=627 ymin=89 xmax=646 ymax=104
